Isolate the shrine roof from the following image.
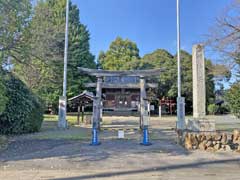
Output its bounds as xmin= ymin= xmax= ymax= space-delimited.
xmin=68 ymin=90 xmax=95 ymax=104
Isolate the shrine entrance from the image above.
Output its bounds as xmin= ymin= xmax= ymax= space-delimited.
xmin=78 ymin=67 xmax=163 ymax=145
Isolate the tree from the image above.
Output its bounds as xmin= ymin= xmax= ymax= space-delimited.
xmin=0 ymin=0 xmax=32 ymax=64
xmin=12 ymin=0 xmax=96 ymax=111
xmin=140 ymin=49 xmax=176 ymax=96
xmin=99 ymin=42 xmax=217 ymax=113
xmin=207 ymin=0 xmax=240 ymax=117
xmin=211 ymin=64 xmax=231 ymax=90
xmin=0 ymin=0 xmax=31 ymax=114
xmin=207 ymin=0 xmax=240 ymax=76
xmin=226 ymin=82 xmax=240 ymax=118
xmin=99 ymin=37 xmax=140 ymax=70
xmin=67 ymin=4 xmax=96 ymax=97
xmin=141 ymin=49 xmax=215 ymax=113
xmin=0 ymin=71 xmax=8 ymax=114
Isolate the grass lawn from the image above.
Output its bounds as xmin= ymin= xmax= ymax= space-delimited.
xmin=44 ymin=113 xmax=92 ymax=125
xmin=44 ymin=114 xmax=77 ymax=125
xmin=34 ymin=130 xmax=91 ymax=141
xmin=34 ymin=114 xmax=92 ymax=141
xmin=216 ymin=123 xmax=240 ymax=132
xmin=39 ymin=114 xmax=240 ymax=141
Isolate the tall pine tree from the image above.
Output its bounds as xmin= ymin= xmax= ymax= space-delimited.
xmin=13 ymin=0 xmax=96 ymax=111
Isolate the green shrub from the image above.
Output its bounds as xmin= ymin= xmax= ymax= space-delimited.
xmin=0 ymin=73 xmax=44 ymax=134
xmin=218 ymin=104 xmax=230 ymax=114
xmin=207 ymin=104 xmax=218 ymax=115
xmin=0 ymin=72 xmax=8 ymax=114
xmin=226 ymin=83 xmax=240 ymax=118
xmin=207 ymin=103 xmax=230 ymax=115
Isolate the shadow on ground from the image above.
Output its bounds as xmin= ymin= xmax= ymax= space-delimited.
xmin=0 ymin=129 xmax=188 ymax=163
xmin=0 ymin=116 xmax=192 ymax=173
xmin=0 ymin=116 xmax=189 ymax=164
xmin=49 ymin=158 xmax=240 ymax=180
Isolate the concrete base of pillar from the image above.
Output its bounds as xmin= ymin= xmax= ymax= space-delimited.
xmin=176 ymin=97 xmax=186 ymax=130
xmin=58 ymin=96 xmax=68 ymax=129
xmin=185 ymin=118 xmax=215 ymax=132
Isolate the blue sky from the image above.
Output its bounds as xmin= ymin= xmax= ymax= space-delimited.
xmin=72 ymin=0 xmax=231 ymax=61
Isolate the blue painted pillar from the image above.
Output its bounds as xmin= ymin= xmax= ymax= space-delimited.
xmin=90 ymin=97 xmax=101 ymax=146
xmin=91 ymin=126 xmax=101 ymax=145
xmin=141 ymin=126 xmax=152 ymax=146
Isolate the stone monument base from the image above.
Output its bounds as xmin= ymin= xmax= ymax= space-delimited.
xmin=185 ymin=118 xmax=215 ymax=132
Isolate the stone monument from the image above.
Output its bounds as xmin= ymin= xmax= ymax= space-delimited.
xmin=186 ymin=44 xmax=215 ymax=132
xmin=192 ymin=44 xmax=206 ymax=118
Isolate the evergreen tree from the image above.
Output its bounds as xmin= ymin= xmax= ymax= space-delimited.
xmin=99 ymin=37 xmax=140 ymax=70
xmin=0 ymin=0 xmax=31 ymax=59
xmin=13 ymin=0 xmax=96 ymax=111
xmin=0 ymin=0 xmax=31 ymax=114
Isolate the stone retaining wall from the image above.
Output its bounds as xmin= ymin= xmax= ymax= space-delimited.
xmin=182 ymin=130 xmax=240 ymax=152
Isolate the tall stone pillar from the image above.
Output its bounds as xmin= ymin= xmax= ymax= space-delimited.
xmin=92 ymin=97 xmax=98 ymax=128
xmin=192 ymin=44 xmax=206 ymax=118
xmin=96 ymin=77 xmax=102 ymax=99
xmin=186 ymin=44 xmax=215 ymax=132
xmin=140 ymin=77 xmax=148 ymax=129
xmin=94 ymin=76 xmax=102 ymax=129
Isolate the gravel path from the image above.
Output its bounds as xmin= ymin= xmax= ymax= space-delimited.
xmin=0 ymin=115 xmax=240 ymax=180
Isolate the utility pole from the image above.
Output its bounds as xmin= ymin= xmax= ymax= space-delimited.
xmin=58 ymin=0 xmax=69 ymax=128
xmin=176 ymin=0 xmax=185 ymax=130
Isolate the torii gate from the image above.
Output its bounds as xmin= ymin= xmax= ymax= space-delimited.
xmin=78 ymin=67 xmax=163 ymax=145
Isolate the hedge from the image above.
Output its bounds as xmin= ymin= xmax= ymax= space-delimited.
xmin=0 ymin=73 xmax=43 ymax=134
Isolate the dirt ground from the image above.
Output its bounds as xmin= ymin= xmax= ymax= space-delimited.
xmin=0 ymin=115 xmax=240 ymax=180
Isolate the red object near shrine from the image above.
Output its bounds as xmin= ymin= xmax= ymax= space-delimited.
xmin=160 ymin=98 xmax=176 ymax=115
